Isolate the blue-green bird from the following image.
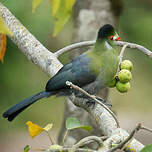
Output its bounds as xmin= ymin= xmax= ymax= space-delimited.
xmin=3 ymin=24 xmax=121 ymax=121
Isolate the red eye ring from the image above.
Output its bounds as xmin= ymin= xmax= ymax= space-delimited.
xmin=109 ymin=35 xmax=114 ymax=40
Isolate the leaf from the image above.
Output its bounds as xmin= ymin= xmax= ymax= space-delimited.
xmin=0 ymin=15 xmax=12 ymax=35
xmin=26 ymin=121 xmax=44 ymax=138
xmin=51 ymin=0 xmax=75 ymax=37
xmin=49 ymin=144 xmax=62 ymax=150
xmin=32 ymin=0 xmax=43 ymax=13
xmin=140 ymin=144 xmax=152 ymax=152
xmin=50 ymin=0 xmax=60 ymax=16
xmin=0 ymin=34 xmax=6 ymax=63
xmin=43 ymin=123 xmax=53 ymax=132
xmin=24 ymin=145 xmax=30 ymax=152
xmin=66 ymin=117 xmax=92 ymax=132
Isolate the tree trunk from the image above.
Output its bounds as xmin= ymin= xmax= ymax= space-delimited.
xmin=58 ymin=0 xmax=123 ymax=148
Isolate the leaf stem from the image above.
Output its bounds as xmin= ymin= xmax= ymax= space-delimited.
xmin=62 ymin=130 xmax=69 ymax=146
xmin=46 ymin=131 xmax=54 ymax=145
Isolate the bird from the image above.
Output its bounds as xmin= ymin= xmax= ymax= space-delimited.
xmin=3 ymin=24 xmax=121 ymax=121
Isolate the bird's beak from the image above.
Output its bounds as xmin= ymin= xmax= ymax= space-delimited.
xmin=113 ymin=33 xmax=120 ymax=41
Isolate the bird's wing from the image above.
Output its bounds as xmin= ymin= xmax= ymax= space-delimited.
xmin=45 ymin=53 xmax=97 ymax=92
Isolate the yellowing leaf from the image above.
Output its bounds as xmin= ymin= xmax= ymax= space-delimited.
xmin=65 ymin=0 xmax=75 ymax=10
xmin=43 ymin=123 xmax=53 ymax=131
xmin=32 ymin=0 xmax=43 ymax=13
xmin=0 ymin=34 xmax=6 ymax=63
xmin=26 ymin=121 xmax=44 ymax=138
xmin=50 ymin=0 xmax=60 ymax=16
xmin=0 ymin=16 xmax=12 ymax=35
xmin=52 ymin=0 xmax=75 ymax=37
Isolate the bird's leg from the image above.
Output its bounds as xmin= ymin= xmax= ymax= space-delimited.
xmin=92 ymin=95 xmax=112 ymax=107
xmin=85 ymin=95 xmax=111 ymax=108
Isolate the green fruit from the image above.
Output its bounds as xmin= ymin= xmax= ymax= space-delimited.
xmin=116 ymin=81 xmax=130 ymax=93
xmin=120 ymin=60 xmax=133 ymax=71
xmin=108 ymin=78 xmax=116 ymax=88
xmin=118 ymin=69 xmax=132 ymax=83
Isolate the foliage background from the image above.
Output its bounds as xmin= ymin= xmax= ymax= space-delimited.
xmin=0 ymin=0 xmax=152 ymax=151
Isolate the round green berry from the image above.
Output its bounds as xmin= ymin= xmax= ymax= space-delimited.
xmin=118 ymin=69 xmax=132 ymax=83
xmin=120 ymin=60 xmax=133 ymax=71
xmin=108 ymin=78 xmax=116 ymax=88
xmin=116 ymin=81 xmax=130 ymax=93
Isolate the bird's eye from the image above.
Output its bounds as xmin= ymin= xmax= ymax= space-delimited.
xmin=109 ymin=35 xmax=114 ymax=40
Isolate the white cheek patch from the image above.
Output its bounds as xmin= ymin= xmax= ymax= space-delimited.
xmin=105 ymin=41 xmax=112 ymax=50
xmin=113 ymin=35 xmax=117 ymax=40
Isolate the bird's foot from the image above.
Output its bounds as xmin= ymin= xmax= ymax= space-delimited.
xmin=94 ymin=96 xmax=112 ymax=108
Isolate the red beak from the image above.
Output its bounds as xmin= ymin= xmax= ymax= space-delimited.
xmin=116 ymin=37 xmax=121 ymax=41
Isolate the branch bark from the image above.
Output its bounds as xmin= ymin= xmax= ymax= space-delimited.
xmin=0 ymin=2 xmax=145 ymax=152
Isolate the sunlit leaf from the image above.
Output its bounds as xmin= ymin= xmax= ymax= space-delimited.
xmin=52 ymin=0 xmax=75 ymax=36
xmin=43 ymin=123 xmax=53 ymax=132
xmin=0 ymin=16 xmax=12 ymax=35
xmin=24 ymin=145 xmax=30 ymax=152
xmin=32 ymin=0 xmax=43 ymax=13
xmin=0 ymin=34 xmax=6 ymax=63
xmin=140 ymin=144 xmax=152 ymax=152
xmin=50 ymin=0 xmax=60 ymax=16
xmin=49 ymin=144 xmax=62 ymax=150
xmin=66 ymin=117 xmax=92 ymax=132
xmin=26 ymin=121 xmax=44 ymax=138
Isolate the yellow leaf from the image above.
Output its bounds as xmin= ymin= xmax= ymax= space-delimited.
xmin=0 ymin=16 xmax=12 ymax=35
xmin=26 ymin=121 xmax=44 ymax=138
xmin=32 ymin=0 xmax=43 ymax=13
xmin=0 ymin=34 xmax=6 ymax=63
xmin=65 ymin=0 xmax=75 ymax=10
xmin=43 ymin=123 xmax=53 ymax=131
xmin=50 ymin=0 xmax=60 ymax=16
xmin=52 ymin=0 xmax=75 ymax=37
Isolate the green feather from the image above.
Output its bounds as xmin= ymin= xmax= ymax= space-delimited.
xmin=86 ymin=38 xmax=120 ymax=87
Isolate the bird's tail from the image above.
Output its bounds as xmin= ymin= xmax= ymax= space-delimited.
xmin=2 ymin=91 xmax=51 ymax=121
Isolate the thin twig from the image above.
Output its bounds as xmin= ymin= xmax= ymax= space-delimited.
xmin=46 ymin=131 xmax=54 ymax=145
xmin=71 ymin=136 xmax=103 ymax=152
xmin=62 ymin=130 xmax=69 ymax=146
xmin=116 ymin=41 xmax=152 ymax=58
xmin=47 ymin=147 xmax=97 ymax=152
xmin=66 ymin=81 xmax=120 ymax=128
xmin=107 ymin=123 xmax=142 ymax=152
xmin=55 ymin=40 xmax=152 ymax=58
xmin=116 ymin=44 xmax=128 ymax=75
xmin=54 ymin=41 xmax=95 ymax=57
xmin=141 ymin=126 xmax=152 ymax=133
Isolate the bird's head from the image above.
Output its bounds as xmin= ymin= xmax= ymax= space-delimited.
xmin=97 ymin=24 xmax=120 ymax=49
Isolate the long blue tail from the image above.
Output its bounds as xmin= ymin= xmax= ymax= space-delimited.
xmin=3 ymin=91 xmax=51 ymax=121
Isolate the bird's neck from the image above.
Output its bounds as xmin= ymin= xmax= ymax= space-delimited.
xmin=94 ymin=39 xmax=114 ymax=55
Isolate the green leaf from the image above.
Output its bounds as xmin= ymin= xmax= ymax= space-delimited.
xmin=140 ymin=144 xmax=152 ymax=152
xmin=32 ymin=0 xmax=43 ymax=13
xmin=51 ymin=0 xmax=75 ymax=37
xmin=66 ymin=117 xmax=92 ymax=132
xmin=24 ymin=145 xmax=30 ymax=152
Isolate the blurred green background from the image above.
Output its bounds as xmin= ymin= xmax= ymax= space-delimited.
xmin=0 ymin=0 xmax=152 ymax=151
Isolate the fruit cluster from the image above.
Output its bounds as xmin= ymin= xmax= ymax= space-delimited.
xmin=108 ymin=60 xmax=133 ymax=93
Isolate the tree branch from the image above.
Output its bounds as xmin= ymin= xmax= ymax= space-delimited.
xmin=0 ymin=2 xmax=62 ymax=76
xmin=55 ymin=40 xmax=152 ymax=58
xmin=71 ymin=136 xmax=104 ymax=151
xmin=66 ymin=81 xmax=120 ymax=128
xmin=0 ymin=2 xmax=145 ymax=152
xmin=116 ymin=44 xmax=128 ymax=75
